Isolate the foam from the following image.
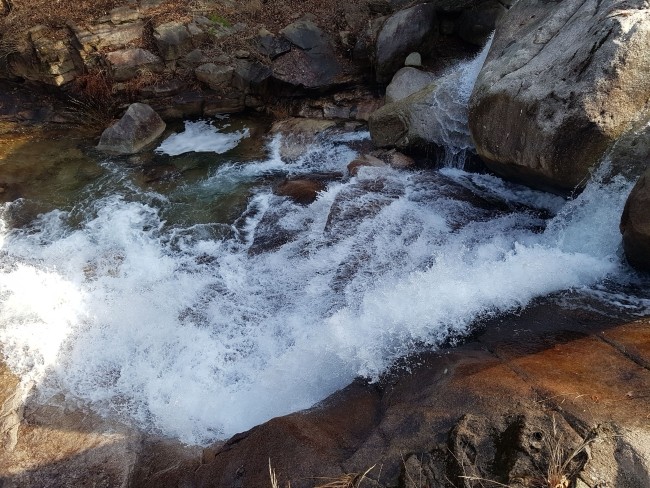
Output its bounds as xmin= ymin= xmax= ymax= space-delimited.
xmin=156 ymin=120 xmax=250 ymax=156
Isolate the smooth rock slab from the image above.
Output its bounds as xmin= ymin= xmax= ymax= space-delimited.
xmin=97 ymin=103 xmax=166 ymax=155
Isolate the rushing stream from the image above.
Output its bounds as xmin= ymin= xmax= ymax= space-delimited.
xmin=1 ymin=48 xmax=649 ymax=446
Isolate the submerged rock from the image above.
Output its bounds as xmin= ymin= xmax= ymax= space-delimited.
xmin=97 ymin=103 xmax=166 ymax=155
xmin=469 ymin=0 xmax=650 ymax=193
xmin=275 ymin=178 xmax=326 ymax=204
xmin=270 ymin=117 xmax=337 ymax=161
xmin=621 ymin=168 xmax=650 ymax=272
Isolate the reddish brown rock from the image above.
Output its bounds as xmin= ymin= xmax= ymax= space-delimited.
xmin=275 ymin=178 xmax=326 ymax=204
xmin=621 ymin=169 xmax=650 ymax=272
xmin=347 ymin=154 xmax=387 ymax=176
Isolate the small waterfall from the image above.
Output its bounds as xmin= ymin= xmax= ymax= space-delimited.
xmin=431 ymin=34 xmax=493 ymax=167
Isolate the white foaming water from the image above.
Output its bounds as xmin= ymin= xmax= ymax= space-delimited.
xmin=420 ymin=34 xmax=493 ymax=165
xmin=156 ymin=120 xmax=250 ymax=156
xmin=0 ymin=140 xmax=643 ymax=444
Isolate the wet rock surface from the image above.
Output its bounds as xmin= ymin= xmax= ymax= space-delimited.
xmin=469 ymin=0 xmax=650 ymax=193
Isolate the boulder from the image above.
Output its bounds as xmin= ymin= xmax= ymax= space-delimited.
xmin=375 ymin=3 xmax=437 ymax=83
xmin=280 ymin=20 xmax=330 ymax=54
xmin=11 ymin=26 xmax=83 ymax=86
xmin=195 ymin=63 xmax=235 ymax=91
xmin=347 ymin=154 xmax=387 ymax=176
xmin=606 ymin=120 xmax=650 ymax=179
xmin=469 ymin=0 xmax=650 ymax=193
xmin=455 ymin=0 xmax=507 ymax=46
xmin=255 ymin=29 xmax=291 ymax=60
xmin=72 ymin=21 xmax=144 ymax=57
xmin=105 ymin=48 xmax=163 ymax=82
xmin=154 ymin=22 xmax=201 ymax=61
xmin=273 ymin=20 xmax=343 ymax=90
xmin=620 ymin=167 xmax=650 ymax=272
xmin=233 ymin=60 xmax=272 ymax=95
xmin=404 ymin=52 xmax=422 ymax=67
xmin=370 ymin=65 xmax=474 ymax=156
xmin=385 ymin=67 xmax=436 ymax=104
xmin=97 ymin=103 xmax=166 ymax=154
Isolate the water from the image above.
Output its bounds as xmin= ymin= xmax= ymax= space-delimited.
xmin=1 ymin=64 xmax=649 ymax=446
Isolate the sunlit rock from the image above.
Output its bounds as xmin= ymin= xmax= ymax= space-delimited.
xmin=97 ymin=103 xmax=166 ymax=155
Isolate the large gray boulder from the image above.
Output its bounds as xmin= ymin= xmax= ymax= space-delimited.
xmin=375 ymin=3 xmax=437 ymax=83
xmin=97 ymin=103 xmax=166 ymax=155
xmin=385 ymin=67 xmax=436 ymax=104
xmin=469 ymin=0 xmax=650 ymax=193
xmin=272 ymin=20 xmax=343 ymax=90
xmin=621 ymin=167 xmax=650 ymax=272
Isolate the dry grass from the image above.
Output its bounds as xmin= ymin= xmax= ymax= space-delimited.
xmin=312 ymin=465 xmax=376 ymax=488
xmin=456 ymin=417 xmax=598 ymax=488
xmin=269 ymin=459 xmax=376 ymax=488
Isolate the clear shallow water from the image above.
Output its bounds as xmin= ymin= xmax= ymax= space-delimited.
xmin=1 ymin=49 xmax=649 ymax=445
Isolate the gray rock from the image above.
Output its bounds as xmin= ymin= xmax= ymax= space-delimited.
xmin=97 ymin=103 xmax=166 ymax=155
xmin=280 ymin=20 xmax=330 ymax=54
xmin=255 ymin=29 xmax=291 ymax=60
xmin=195 ymin=63 xmax=235 ymax=91
xmin=375 ymin=3 xmax=437 ymax=83
xmin=385 ymin=67 xmax=435 ymax=104
xmin=105 ymin=48 xmax=163 ymax=82
xmin=154 ymin=22 xmax=194 ymax=61
xmin=72 ymin=21 xmax=144 ymax=55
xmin=270 ymin=118 xmax=337 ymax=161
xmin=233 ymin=60 xmax=272 ymax=94
xmin=179 ymin=48 xmax=207 ymax=68
xmin=621 ymin=167 xmax=650 ymax=272
xmin=606 ymin=119 xmax=650 ymax=180
xmin=456 ymin=0 xmax=507 ymax=46
xmin=370 ymin=66 xmax=473 ymax=156
xmin=404 ymin=52 xmax=422 ymax=67
xmin=469 ymin=0 xmax=650 ymax=193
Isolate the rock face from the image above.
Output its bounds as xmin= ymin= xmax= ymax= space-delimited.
xmin=375 ymin=3 xmax=437 ymax=83
xmin=621 ymin=168 xmax=650 ymax=272
xmin=97 ymin=103 xmax=166 ymax=155
xmin=469 ymin=0 xmax=650 ymax=193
